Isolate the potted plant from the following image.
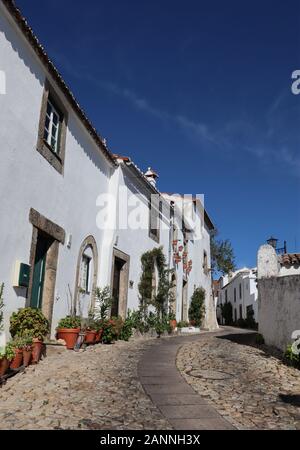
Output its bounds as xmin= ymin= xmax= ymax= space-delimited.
xmin=10 ymin=337 xmax=24 ymax=370
xmin=22 ymin=334 xmax=33 ymax=367
xmin=84 ymin=312 xmax=97 ymax=344
xmin=0 ymin=344 xmax=15 ymax=377
xmin=169 ymin=311 xmax=177 ymax=330
xmin=56 ymin=316 xmax=81 ymax=350
xmin=101 ymin=319 xmax=118 ymax=344
xmin=9 ymin=307 xmax=49 ymax=364
xmin=93 ymin=286 xmax=113 ymax=343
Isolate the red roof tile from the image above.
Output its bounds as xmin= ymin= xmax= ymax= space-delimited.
xmin=280 ymin=254 xmax=300 ymax=266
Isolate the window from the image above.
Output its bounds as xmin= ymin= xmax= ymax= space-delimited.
xmin=239 ymin=304 xmax=242 ymax=319
xmin=43 ymin=99 xmax=61 ymax=154
xmin=225 ymin=289 xmax=228 ymax=303
xmin=239 ymin=283 xmax=242 ymax=299
xmin=149 ymin=195 xmax=160 ymax=243
xmin=203 ymin=251 xmax=208 ymax=274
xmin=80 ymin=254 xmax=91 ymax=293
xmin=37 ymin=80 xmax=68 ymax=174
xmin=234 ymin=287 xmax=236 ymax=302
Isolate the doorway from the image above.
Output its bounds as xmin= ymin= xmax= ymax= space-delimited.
xmin=182 ymin=280 xmax=188 ymax=322
xmin=110 ymin=249 xmax=130 ymax=319
xmin=31 ymin=231 xmax=52 ymax=309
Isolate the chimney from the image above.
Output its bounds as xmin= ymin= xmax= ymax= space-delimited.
xmin=144 ymin=167 xmax=159 ymax=187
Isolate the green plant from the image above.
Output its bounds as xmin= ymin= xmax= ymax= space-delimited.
xmin=101 ymin=320 xmax=118 ymax=344
xmin=57 ymin=315 xmax=81 ymax=329
xmin=10 ymin=307 xmax=49 ymax=340
xmin=255 ymin=333 xmax=265 ymax=345
xmin=138 ymin=247 xmax=174 ymax=319
xmin=285 ymin=344 xmax=300 ymax=368
xmin=94 ymin=286 xmax=112 ymax=321
xmin=188 ymin=288 xmax=206 ymax=327
xmin=0 ymin=283 xmax=4 ymax=333
xmin=2 ymin=342 xmax=15 ymax=361
xmin=210 ymin=231 xmax=236 ymax=276
xmin=177 ymin=320 xmax=189 ymax=328
xmin=221 ymin=302 xmax=233 ymax=325
xmin=110 ymin=316 xmax=124 ymax=338
xmin=119 ymin=317 xmax=133 ymax=341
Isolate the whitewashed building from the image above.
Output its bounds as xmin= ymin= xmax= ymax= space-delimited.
xmin=0 ymin=0 xmax=218 ymax=340
xmin=257 ymin=244 xmax=300 ymax=351
xmin=217 ymin=268 xmax=258 ymax=324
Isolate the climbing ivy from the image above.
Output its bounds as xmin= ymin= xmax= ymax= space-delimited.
xmin=138 ymin=247 xmax=174 ymax=319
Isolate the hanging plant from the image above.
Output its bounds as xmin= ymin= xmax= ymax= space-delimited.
xmin=178 ymin=246 xmax=184 ymax=252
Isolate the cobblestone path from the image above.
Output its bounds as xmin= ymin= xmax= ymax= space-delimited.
xmin=0 ymin=337 xmax=171 ymax=430
xmin=177 ymin=328 xmax=300 ymax=430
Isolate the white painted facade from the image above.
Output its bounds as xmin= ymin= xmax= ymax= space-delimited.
xmin=0 ymin=1 xmax=218 ymax=340
xmin=217 ymin=268 xmax=258 ymax=323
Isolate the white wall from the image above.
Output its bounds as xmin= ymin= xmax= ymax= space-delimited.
xmin=258 ymin=275 xmax=300 ymax=351
xmin=0 ymin=5 xmax=113 ymax=337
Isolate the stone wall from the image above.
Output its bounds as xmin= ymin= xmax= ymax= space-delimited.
xmin=258 ymin=275 xmax=300 ymax=351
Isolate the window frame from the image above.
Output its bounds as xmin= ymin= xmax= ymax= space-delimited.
xmin=37 ymin=80 xmax=68 ymax=174
xmin=149 ymin=196 xmax=160 ymax=243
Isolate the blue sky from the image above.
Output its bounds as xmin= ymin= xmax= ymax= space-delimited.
xmin=16 ymin=0 xmax=300 ymax=268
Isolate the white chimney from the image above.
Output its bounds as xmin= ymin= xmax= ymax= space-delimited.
xmin=144 ymin=167 xmax=159 ymax=187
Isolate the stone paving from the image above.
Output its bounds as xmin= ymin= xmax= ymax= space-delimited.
xmin=177 ymin=329 xmax=300 ymax=430
xmin=0 ymin=337 xmax=171 ymax=430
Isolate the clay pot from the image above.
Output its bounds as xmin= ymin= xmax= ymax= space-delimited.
xmin=0 ymin=357 xmax=9 ymax=377
xmin=95 ymin=329 xmax=103 ymax=343
xmin=10 ymin=348 xmax=23 ymax=370
xmin=31 ymin=338 xmax=44 ymax=363
xmin=84 ymin=330 xmax=97 ymax=344
xmin=169 ymin=319 xmax=177 ymax=330
xmin=57 ymin=328 xmax=80 ymax=350
xmin=23 ymin=348 xmax=32 ymax=367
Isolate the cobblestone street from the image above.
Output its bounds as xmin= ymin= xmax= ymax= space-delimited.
xmin=177 ymin=329 xmax=300 ymax=430
xmin=0 ymin=337 xmax=170 ymax=430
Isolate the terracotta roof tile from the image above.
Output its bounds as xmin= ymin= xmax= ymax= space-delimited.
xmin=280 ymin=254 xmax=300 ymax=266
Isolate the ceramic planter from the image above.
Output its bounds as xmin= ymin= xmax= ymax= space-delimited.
xmin=10 ymin=348 xmax=23 ymax=370
xmin=23 ymin=348 xmax=32 ymax=367
xmin=0 ymin=357 xmax=10 ymax=377
xmin=84 ymin=330 xmax=97 ymax=344
xmin=31 ymin=338 xmax=44 ymax=363
xmin=95 ymin=329 xmax=103 ymax=343
xmin=169 ymin=319 xmax=177 ymax=330
xmin=57 ymin=328 xmax=80 ymax=350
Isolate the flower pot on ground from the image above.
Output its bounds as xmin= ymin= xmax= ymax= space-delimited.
xmin=10 ymin=348 xmax=23 ymax=369
xmin=56 ymin=316 xmax=81 ymax=350
xmin=95 ymin=328 xmax=103 ymax=343
xmin=0 ymin=357 xmax=9 ymax=377
xmin=169 ymin=319 xmax=177 ymax=330
xmin=21 ymin=334 xmax=33 ymax=367
xmin=31 ymin=338 xmax=43 ymax=363
xmin=84 ymin=330 xmax=97 ymax=344
xmin=0 ymin=342 xmax=14 ymax=377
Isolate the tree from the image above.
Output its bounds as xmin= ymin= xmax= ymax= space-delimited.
xmin=188 ymin=287 xmax=206 ymax=327
xmin=211 ymin=232 xmax=236 ymax=276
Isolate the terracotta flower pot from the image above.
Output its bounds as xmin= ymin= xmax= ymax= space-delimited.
xmin=170 ymin=319 xmax=177 ymax=330
xmin=10 ymin=348 xmax=23 ymax=370
xmin=57 ymin=328 xmax=80 ymax=350
xmin=84 ymin=330 xmax=97 ymax=344
xmin=31 ymin=338 xmax=44 ymax=363
xmin=95 ymin=329 xmax=103 ymax=343
xmin=23 ymin=348 xmax=32 ymax=367
xmin=0 ymin=357 xmax=10 ymax=377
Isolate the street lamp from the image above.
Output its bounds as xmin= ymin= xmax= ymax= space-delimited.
xmin=267 ymin=236 xmax=278 ymax=249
